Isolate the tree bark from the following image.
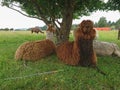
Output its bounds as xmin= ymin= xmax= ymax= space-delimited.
xmin=118 ymin=29 xmax=120 ymax=40
xmin=56 ymin=0 xmax=74 ymax=44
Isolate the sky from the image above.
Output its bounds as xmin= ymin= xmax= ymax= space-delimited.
xmin=0 ymin=5 xmax=120 ymax=29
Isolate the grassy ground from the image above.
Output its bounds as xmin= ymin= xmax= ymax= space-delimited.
xmin=0 ymin=30 xmax=120 ymax=90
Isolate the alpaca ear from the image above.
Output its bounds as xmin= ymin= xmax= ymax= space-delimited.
xmin=88 ymin=20 xmax=94 ymax=28
xmin=79 ymin=20 xmax=88 ymax=31
xmin=48 ymin=24 xmax=50 ymax=27
xmin=79 ymin=20 xmax=86 ymax=27
xmin=92 ymin=29 xmax=96 ymax=34
xmin=74 ymin=27 xmax=84 ymax=41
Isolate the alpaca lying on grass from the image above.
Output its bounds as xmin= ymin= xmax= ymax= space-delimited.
xmin=94 ymin=40 xmax=120 ymax=57
xmin=15 ymin=39 xmax=56 ymax=61
xmin=56 ymin=20 xmax=97 ymax=66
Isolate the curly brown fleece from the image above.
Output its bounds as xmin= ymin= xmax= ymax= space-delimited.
xmin=56 ymin=20 xmax=97 ymax=66
xmin=15 ymin=39 xmax=56 ymax=61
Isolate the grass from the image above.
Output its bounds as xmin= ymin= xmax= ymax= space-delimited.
xmin=0 ymin=30 xmax=120 ymax=90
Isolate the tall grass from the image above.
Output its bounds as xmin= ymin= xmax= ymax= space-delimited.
xmin=0 ymin=30 xmax=120 ymax=90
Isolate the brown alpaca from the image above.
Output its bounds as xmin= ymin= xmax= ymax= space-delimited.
xmin=15 ymin=39 xmax=55 ymax=61
xmin=56 ymin=20 xmax=97 ymax=66
xmin=46 ymin=24 xmax=56 ymax=33
xmin=31 ymin=27 xmax=44 ymax=34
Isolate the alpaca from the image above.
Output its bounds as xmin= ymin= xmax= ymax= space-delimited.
xmin=15 ymin=39 xmax=56 ymax=61
xmin=46 ymin=24 xmax=56 ymax=43
xmin=31 ymin=27 xmax=44 ymax=34
xmin=93 ymin=40 xmax=120 ymax=57
xmin=56 ymin=20 xmax=97 ymax=66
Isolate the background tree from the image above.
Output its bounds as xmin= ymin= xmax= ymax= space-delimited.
xmin=115 ymin=19 xmax=120 ymax=29
xmin=97 ymin=17 xmax=108 ymax=27
xmin=94 ymin=16 xmax=117 ymax=30
xmin=1 ymin=0 xmax=106 ymax=43
xmin=105 ymin=0 xmax=120 ymax=30
xmin=107 ymin=21 xmax=112 ymax=27
xmin=106 ymin=0 xmax=120 ymax=10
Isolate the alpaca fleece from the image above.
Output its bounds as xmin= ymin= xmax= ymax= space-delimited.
xmin=56 ymin=20 xmax=97 ymax=66
xmin=56 ymin=41 xmax=80 ymax=65
xmin=46 ymin=24 xmax=56 ymax=43
xmin=15 ymin=39 xmax=55 ymax=61
xmin=93 ymin=40 xmax=120 ymax=57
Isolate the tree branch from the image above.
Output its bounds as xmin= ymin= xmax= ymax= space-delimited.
xmin=54 ymin=21 xmax=60 ymax=30
xmin=55 ymin=19 xmax=62 ymax=26
xmin=11 ymin=3 xmax=21 ymax=8
xmin=31 ymin=0 xmax=51 ymax=25
xmin=7 ymin=6 xmax=42 ymax=20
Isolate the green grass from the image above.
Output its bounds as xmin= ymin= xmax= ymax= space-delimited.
xmin=0 ymin=30 xmax=120 ymax=90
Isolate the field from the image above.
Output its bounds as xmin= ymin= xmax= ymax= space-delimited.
xmin=0 ymin=30 xmax=120 ymax=90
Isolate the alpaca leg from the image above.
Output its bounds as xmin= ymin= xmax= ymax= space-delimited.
xmin=23 ymin=60 xmax=27 ymax=67
xmin=91 ymin=52 xmax=97 ymax=66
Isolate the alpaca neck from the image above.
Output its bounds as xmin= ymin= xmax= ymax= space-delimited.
xmin=78 ymin=39 xmax=94 ymax=67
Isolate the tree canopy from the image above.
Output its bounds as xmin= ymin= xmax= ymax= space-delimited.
xmin=1 ymin=0 xmax=105 ymax=23
xmin=106 ymin=0 xmax=120 ymax=10
xmin=1 ymin=0 xmax=107 ymax=43
xmin=95 ymin=17 xmax=108 ymax=27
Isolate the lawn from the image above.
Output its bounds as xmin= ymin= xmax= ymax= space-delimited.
xmin=0 ymin=30 xmax=120 ymax=90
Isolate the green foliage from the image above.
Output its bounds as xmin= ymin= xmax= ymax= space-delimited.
xmin=94 ymin=17 xmax=120 ymax=29
xmin=106 ymin=0 xmax=120 ymax=10
xmin=0 ymin=31 xmax=120 ymax=89
xmin=96 ymin=17 xmax=108 ymax=27
xmin=1 ymin=0 xmax=106 ymax=22
xmin=115 ymin=19 xmax=120 ymax=29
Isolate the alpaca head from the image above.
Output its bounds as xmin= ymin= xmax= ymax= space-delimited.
xmin=79 ymin=20 xmax=94 ymax=34
xmin=48 ymin=24 xmax=53 ymax=28
xmin=46 ymin=24 xmax=55 ymax=32
xmin=74 ymin=20 xmax=96 ymax=40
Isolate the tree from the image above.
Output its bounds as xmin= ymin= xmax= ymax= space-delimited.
xmin=115 ymin=19 xmax=120 ymax=29
xmin=97 ymin=17 xmax=108 ymax=27
xmin=41 ymin=25 xmax=47 ymax=30
xmin=106 ymin=0 xmax=120 ymax=10
xmin=1 ymin=0 xmax=106 ymax=43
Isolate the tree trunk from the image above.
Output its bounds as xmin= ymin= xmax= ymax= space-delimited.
xmin=56 ymin=0 xmax=74 ymax=44
xmin=118 ymin=29 xmax=120 ymax=40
